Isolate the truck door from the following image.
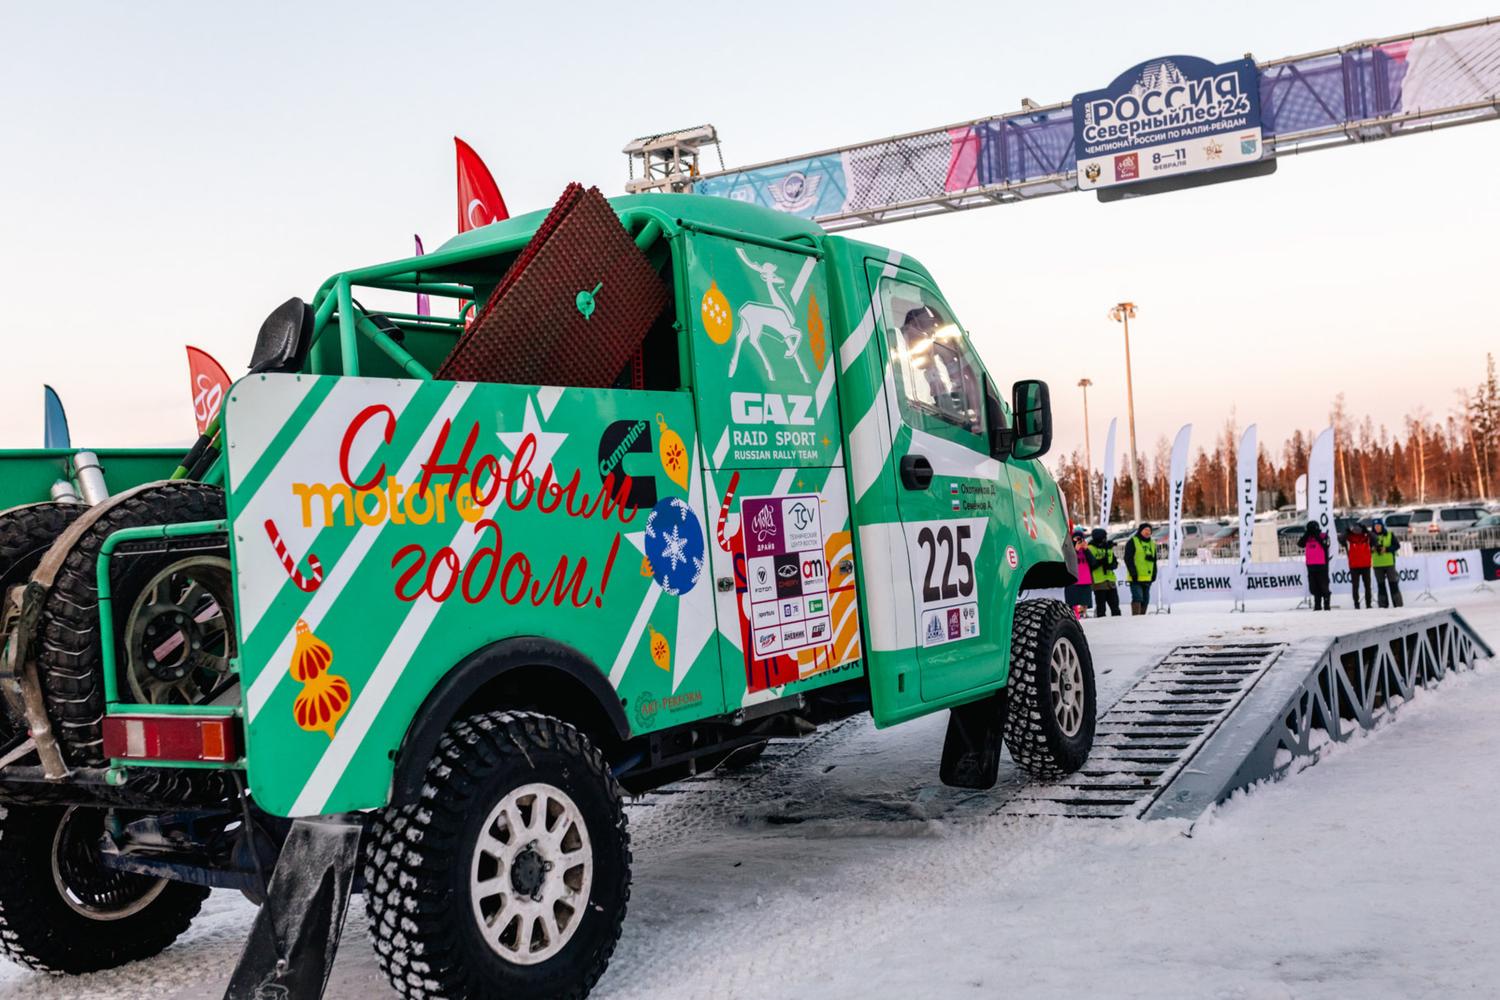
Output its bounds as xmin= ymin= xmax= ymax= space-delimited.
xmin=682 ymin=231 xmax=865 ymax=711
xmin=864 ymin=264 xmax=1016 ymax=701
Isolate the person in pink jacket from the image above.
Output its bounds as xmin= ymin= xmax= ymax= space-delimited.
xmin=1298 ymin=520 xmax=1332 ymax=611
xmin=1065 ymin=528 xmax=1092 ymax=619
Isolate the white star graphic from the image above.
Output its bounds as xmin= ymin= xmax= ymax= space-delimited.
xmin=496 ymin=397 xmax=570 ymax=487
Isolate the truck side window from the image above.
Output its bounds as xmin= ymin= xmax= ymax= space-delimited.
xmin=880 ymin=277 xmax=983 ymax=437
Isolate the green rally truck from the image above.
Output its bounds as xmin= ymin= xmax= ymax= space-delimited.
xmin=0 ymin=190 xmax=1092 ymax=999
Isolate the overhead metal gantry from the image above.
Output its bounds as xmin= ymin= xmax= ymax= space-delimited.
xmin=624 ymin=17 xmax=1500 ymax=231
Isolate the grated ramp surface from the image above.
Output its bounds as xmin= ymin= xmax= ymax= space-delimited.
xmin=999 ymin=641 xmax=1285 ymax=820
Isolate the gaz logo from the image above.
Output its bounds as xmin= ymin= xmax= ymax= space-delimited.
xmin=729 ymin=392 xmax=814 ymax=426
xmin=1006 ymin=546 xmax=1019 ymax=569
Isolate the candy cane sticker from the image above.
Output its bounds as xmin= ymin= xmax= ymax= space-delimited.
xmin=715 ymin=470 xmax=741 ymax=551
xmin=264 ymin=519 xmax=323 ymax=592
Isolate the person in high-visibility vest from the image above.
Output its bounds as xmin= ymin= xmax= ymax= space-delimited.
xmin=1370 ymin=518 xmax=1404 ymax=608
xmin=1124 ymin=523 xmax=1157 ymax=615
xmin=1085 ymin=528 xmax=1121 ymax=617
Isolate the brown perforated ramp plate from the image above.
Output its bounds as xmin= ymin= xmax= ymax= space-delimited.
xmin=436 ymin=183 xmax=668 ymax=387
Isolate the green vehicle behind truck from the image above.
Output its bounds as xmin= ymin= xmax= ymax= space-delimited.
xmin=0 ymin=188 xmax=1093 ymax=999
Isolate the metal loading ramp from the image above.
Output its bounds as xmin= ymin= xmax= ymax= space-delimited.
xmin=1004 ymin=610 xmax=1494 ymax=822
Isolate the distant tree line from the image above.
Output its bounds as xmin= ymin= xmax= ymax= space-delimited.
xmin=1056 ymin=353 xmax=1500 ymax=523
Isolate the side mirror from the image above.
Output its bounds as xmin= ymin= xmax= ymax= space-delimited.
xmin=984 ymin=376 xmax=1013 ymax=460
xmin=1010 ymin=379 xmax=1052 ymax=460
xmin=249 ymin=297 xmax=314 ymax=375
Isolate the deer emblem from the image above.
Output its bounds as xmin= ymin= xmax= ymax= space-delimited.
xmin=727 ymin=247 xmax=811 ymax=384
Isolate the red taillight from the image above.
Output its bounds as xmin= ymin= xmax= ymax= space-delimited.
xmin=102 ymin=715 xmax=241 ymax=764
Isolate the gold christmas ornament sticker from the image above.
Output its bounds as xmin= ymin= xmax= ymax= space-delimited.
xmin=289 ymin=619 xmax=352 ymax=739
xmin=700 ymin=280 xmax=732 ymax=344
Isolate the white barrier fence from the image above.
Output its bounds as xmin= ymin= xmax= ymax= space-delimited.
xmin=1034 ymin=551 xmax=1492 ymax=608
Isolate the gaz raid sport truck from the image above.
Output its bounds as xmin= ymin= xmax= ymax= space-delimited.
xmin=0 ymin=188 xmax=1093 ymax=999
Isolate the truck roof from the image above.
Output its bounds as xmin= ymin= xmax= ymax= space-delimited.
xmin=434 ymin=191 xmax=829 ymax=257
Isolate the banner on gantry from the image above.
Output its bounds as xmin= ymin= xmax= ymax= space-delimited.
xmin=693 ymin=22 xmax=1500 ymax=221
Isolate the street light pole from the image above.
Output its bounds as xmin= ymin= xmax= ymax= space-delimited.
xmin=1077 ymin=378 xmax=1094 ymax=524
xmin=1108 ymin=302 xmax=1143 ymax=525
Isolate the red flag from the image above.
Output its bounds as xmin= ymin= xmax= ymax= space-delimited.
xmin=185 ymin=346 xmax=231 ymax=434
xmin=455 ymin=137 xmax=508 ymax=233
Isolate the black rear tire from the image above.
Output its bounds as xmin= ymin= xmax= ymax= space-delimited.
xmin=0 ymin=803 xmax=208 ymax=973
xmin=365 ymin=711 xmax=631 ymax=1000
xmin=0 ymin=502 xmax=87 ymax=744
xmin=35 ymin=482 xmax=226 ymax=767
xmin=0 ymin=502 xmax=85 ymax=594
xmin=1003 ymin=599 xmax=1096 ymax=779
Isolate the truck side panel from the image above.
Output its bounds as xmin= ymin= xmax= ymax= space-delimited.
xmin=224 ymin=374 xmax=727 ymax=817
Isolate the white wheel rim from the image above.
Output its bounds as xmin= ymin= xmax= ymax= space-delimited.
xmin=1049 ymin=638 xmax=1086 ymax=738
xmin=470 ymin=782 xmax=593 ymax=966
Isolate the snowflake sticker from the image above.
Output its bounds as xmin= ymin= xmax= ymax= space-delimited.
xmin=644 ymin=497 xmax=705 ymax=596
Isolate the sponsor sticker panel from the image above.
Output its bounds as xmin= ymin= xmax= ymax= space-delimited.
xmin=741 ymin=493 xmax=833 ymax=657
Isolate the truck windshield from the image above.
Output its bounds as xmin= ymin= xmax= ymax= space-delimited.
xmin=880 ymin=277 xmax=982 ymax=435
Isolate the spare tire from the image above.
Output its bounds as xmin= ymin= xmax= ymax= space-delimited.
xmin=35 ymin=481 xmax=231 ymax=768
xmin=0 ymin=502 xmax=88 ymax=744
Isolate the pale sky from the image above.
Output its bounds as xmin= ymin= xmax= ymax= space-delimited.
xmin=2 ymin=1 xmax=1496 ymax=469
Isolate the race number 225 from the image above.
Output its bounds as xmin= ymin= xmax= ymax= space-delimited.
xmin=918 ymin=525 xmax=974 ymax=603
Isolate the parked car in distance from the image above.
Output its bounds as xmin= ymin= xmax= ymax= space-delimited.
xmin=1449 ymin=512 xmax=1500 ymax=549
xmin=1378 ymin=511 xmax=1412 ymax=538
xmin=1406 ymin=504 xmax=1489 ymax=536
xmin=1200 ymin=524 xmax=1238 ymax=555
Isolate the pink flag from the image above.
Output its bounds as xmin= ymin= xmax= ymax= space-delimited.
xmin=414 ymin=234 xmax=430 ymax=316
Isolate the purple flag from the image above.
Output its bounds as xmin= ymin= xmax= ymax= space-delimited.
xmin=414 ymin=234 xmax=430 ymax=316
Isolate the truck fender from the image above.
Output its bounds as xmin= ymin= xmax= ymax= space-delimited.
xmin=388 ymin=636 xmax=630 ymax=807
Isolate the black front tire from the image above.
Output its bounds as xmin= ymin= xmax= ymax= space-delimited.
xmin=1003 ymin=599 xmax=1096 ymax=779
xmin=365 ymin=711 xmax=631 ymax=1000
xmin=0 ymin=804 xmax=209 ymax=973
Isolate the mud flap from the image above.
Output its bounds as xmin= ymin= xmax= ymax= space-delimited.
xmin=939 ymin=689 xmax=1007 ymax=790
xmin=224 ymin=816 xmax=363 ymax=1000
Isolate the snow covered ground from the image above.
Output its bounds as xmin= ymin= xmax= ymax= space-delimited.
xmin=4 ymin=591 xmax=1497 ymax=999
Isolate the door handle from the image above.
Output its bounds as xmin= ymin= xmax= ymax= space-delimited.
xmin=899 ymin=454 xmax=934 ymax=490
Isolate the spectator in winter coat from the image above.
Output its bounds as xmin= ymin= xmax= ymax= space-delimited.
xmin=1124 ymin=523 xmax=1157 ymax=615
xmin=1065 ymin=528 xmax=1093 ymax=619
xmin=1085 ymin=528 xmax=1122 ymax=617
xmin=1370 ymin=518 xmax=1403 ymax=607
xmin=1345 ymin=522 xmax=1373 ymax=609
xmin=1299 ymin=521 xmax=1332 ymax=611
